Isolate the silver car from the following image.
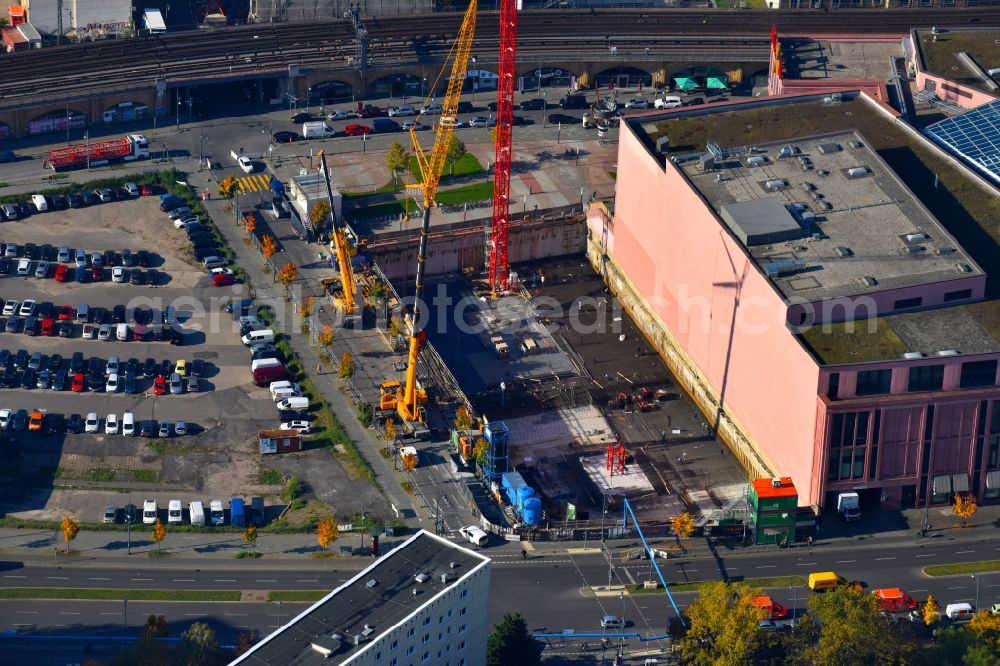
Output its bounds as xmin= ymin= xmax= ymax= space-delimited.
xmin=169 ymin=372 xmax=184 ymax=394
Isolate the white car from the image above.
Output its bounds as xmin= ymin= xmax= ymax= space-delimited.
xmin=238 ymin=156 xmax=254 ymax=174
xmin=468 ymin=116 xmax=496 ymax=128
xmin=97 ymin=324 xmax=112 ymax=341
xmin=106 ymin=373 xmax=119 ymax=393
xmin=654 ymin=96 xmax=683 ymax=109
xmin=142 ymin=499 xmax=158 ymax=525
xmin=280 ymin=420 xmax=312 ymax=433
xmin=327 ymin=109 xmax=352 ymax=121
xmin=18 ymin=299 xmax=36 ymax=317
xmin=0 ymin=409 xmax=11 ymax=430
xmin=439 ymin=117 xmax=467 ymax=128
xmin=85 ymin=412 xmax=100 ymax=433
xmin=210 ymin=267 xmax=234 ymax=277
xmin=111 ymin=266 xmax=127 ymax=283
xmin=388 ymin=105 xmax=416 ymax=117
xmin=16 ymin=258 xmax=31 ymax=276
xmin=401 ymin=120 xmax=428 ymax=131
xmin=106 ymin=356 xmax=119 ymax=375
xmin=420 ymin=104 xmax=442 ymax=115
xmin=57 ymin=247 xmax=71 ymax=263
xmin=82 ymin=324 xmax=96 ymax=340
xmin=122 ymin=412 xmax=135 ymax=436
xmin=202 ymin=256 xmax=228 ymax=269
xmin=1 ymin=300 xmax=16 ymax=316
xmin=624 ymin=98 xmax=650 ymax=109
xmin=105 ymin=413 xmax=119 ymax=434
xmin=175 ymin=216 xmax=199 ymax=229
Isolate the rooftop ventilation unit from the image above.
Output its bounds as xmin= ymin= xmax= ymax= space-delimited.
xmin=818 ymin=143 xmax=842 ymax=154
xmin=835 ymin=246 xmax=853 ymax=257
xmin=764 ymin=258 xmax=806 ymax=277
xmin=362 ymin=625 xmax=376 ymax=638
xmin=849 ymin=140 xmax=864 ymax=149
xmin=764 ymin=179 xmax=788 ymax=191
xmin=779 ymin=145 xmax=801 ymax=158
xmin=903 ymin=351 xmax=926 ymax=359
xmin=700 ymin=154 xmax=716 ymax=171
xmin=904 ymin=245 xmax=923 ymax=254
xmin=366 ymin=579 xmax=379 ymax=588
xmin=747 ymin=156 xmax=767 ymax=167
xmin=936 ymin=349 xmax=960 ymax=356
xmin=771 ymin=477 xmax=782 ymax=487
xmin=847 ymin=166 xmax=870 ymax=178
xmin=905 ymin=233 xmax=929 ymax=243
xmin=449 ymin=561 xmax=460 ymax=569
xmin=935 ymin=247 xmax=956 ymax=255
xmin=415 ymin=573 xmax=430 ymax=583
xmin=956 ymin=263 xmax=973 ymax=273
xmin=858 ymin=276 xmax=877 ymax=287
xmin=655 ymin=136 xmax=670 ymax=153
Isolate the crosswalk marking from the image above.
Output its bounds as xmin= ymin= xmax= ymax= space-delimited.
xmin=236 ymin=174 xmax=272 ymax=193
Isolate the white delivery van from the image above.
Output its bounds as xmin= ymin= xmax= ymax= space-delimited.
xmin=31 ymin=194 xmax=48 ymax=211
xmin=142 ymin=499 xmax=158 ymax=524
xmin=276 ymin=396 xmax=309 ymax=413
xmin=945 ymin=603 xmax=974 ymax=620
xmin=75 ymin=303 xmax=90 ymax=324
xmin=189 ymin=500 xmax=205 ymax=526
xmin=122 ymin=412 xmax=135 ymax=436
xmin=271 ymin=380 xmax=303 ymax=401
xmin=250 ymin=358 xmax=282 ymax=372
xmin=242 ymin=329 xmax=275 ymax=346
xmin=116 ymin=323 xmax=129 ymax=341
xmin=302 ymin=121 xmax=335 ymax=139
xmin=459 ymin=525 xmax=489 ymax=547
xmin=210 ymin=500 xmax=225 ymax=526
xmin=168 ymin=499 xmax=183 ymax=525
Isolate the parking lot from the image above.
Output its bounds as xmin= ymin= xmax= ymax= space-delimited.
xmin=0 ymin=188 xmax=280 ymax=524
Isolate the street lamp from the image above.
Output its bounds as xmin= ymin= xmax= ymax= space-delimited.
xmin=471 ymin=56 xmax=477 ymax=103
xmin=175 ymin=98 xmax=181 ymax=131
xmin=422 ymin=77 xmax=427 ymax=100
xmin=972 ymin=574 xmax=980 ymax=611
xmin=307 ymin=87 xmax=312 ymax=114
xmin=199 ymin=133 xmax=206 ymax=168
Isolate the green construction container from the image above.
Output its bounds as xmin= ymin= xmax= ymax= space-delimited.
xmin=753 ymin=511 xmax=797 ymax=528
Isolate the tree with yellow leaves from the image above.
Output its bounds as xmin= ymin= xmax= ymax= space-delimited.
xmin=953 ymin=493 xmax=977 ymax=528
xmin=261 ymin=234 xmax=277 ymax=259
xmin=218 ymin=175 xmax=237 ymax=199
xmin=675 ymin=581 xmax=766 ymax=666
xmin=671 ymin=512 xmax=696 ymax=540
xmin=968 ymin=610 xmax=1000 ymax=652
xmin=61 ymin=516 xmax=80 ymax=553
xmin=242 ymin=526 xmax=257 ymax=554
xmin=384 ymin=418 xmax=396 ymax=443
xmin=310 ymin=200 xmax=331 ymax=230
xmin=922 ymin=594 xmax=940 ymax=626
xmin=338 ymin=351 xmax=354 ymax=379
xmin=318 ymin=323 xmax=335 ymax=348
xmin=473 ymin=437 xmax=487 ymax=465
xmin=244 ymin=213 xmax=257 ymax=235
xmin=151 ymin=518 xmax=166 ymax=553
xmin=298 ymin=295 xmax=314 ymax=319
xmin=317 ymin=517 xmax=339 ymax=549
xmin=454 ymin=407 xmax=474 ymax=432
xmin=276 ymin=263 xmax=298 ymax=286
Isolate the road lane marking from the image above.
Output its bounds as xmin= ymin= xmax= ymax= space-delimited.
xmin=947 ymin=586 xmax=967 ymax=590
xmin=915 ymin=554 xmax=935 ymax=558
xmin=956 ymin=550 xmax=975 ymax=554
xmin=874 ymin=557 xmax=896 ymax=561
xmin=756 ymin=565 xmax=777 ymax=569
xmin=100 ymin=612 xmax=120 ymax=616
xmin=132 ymin=578 xmax=153 ymax=582
xmin=835 ymin=560 xmax=856 ymax=564
xmin=297 ymin=579 xmax=318 ymax=583
xmin=184 ymin=613 xmax=203 ymax=616
xmin=88 ymin=577 xmax=110 ymax=581
xmin=256 ymin=579 xmax=277 ymax=583
xmin=58 ymin=612 xmax=81 ymax=615
xmin=909 ymin=589 xmax=927 ymax=593
xmin=173 ymin=579 xmax=195 ymax=582
xmin=15 ymin=611 xmax=38 ymax=615
xmin=795 ymin=563 xmax=818 ymax=566
xmin=46 ymin=576 xmax=69 ymax=580
xmin=214 ymin=579 xmax=236 ymax=583
xmin=226 ymin=613 xmax=248 ymax=616
xmin=3 ymin=575 xmax=26 ymax=579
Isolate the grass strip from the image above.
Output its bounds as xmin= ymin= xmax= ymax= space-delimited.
xmin=0 ymin=588 xmax=241 ymax=602
xmin=268 ymin=591 xmax=326 ymax=603
xmin=629 ymin=575 xmax=806 ymax=594
xmin=924 ymin=560 xmax=1000 ymax=577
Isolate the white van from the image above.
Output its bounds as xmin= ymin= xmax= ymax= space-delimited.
xmin=251 ymin=357 xmax=282 ymax=372
xmin=276 ymin=396 xmax=309 ymax=413
xmin=75 ymin=303 xmax=90 ymax=324
xmin=459 ymin=525 xmax=488 ymax=547
xmin=116 ymin=323 xmax=129 ymax=341
xmin=945 ymin=602 xmax=974 ymax=620
xmin=654 ymin=95 xmax=683 ymax=109
xmin=122 ymin=412 xmax=135 ymax=436
xmin=242 ymin=329 xmax=275 ymax=346
xmin=302 ymin=121 xmax=335 ymax=139
xmin=31 ymin=194 xmax=48 ymax=211
xmin=168 ymin=499 xmax=183 ymax=525
xmin=271 ymin=380 xmax=303 ymax=401
xmin=210 ymin=500 xmax=225 ymax=526
xmin=189 ymin=501 xmax=205 ymax=526
xmin=142 ymin=499 xmax=158 ymax=524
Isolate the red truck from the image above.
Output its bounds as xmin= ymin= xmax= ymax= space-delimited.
xmin=253 ymin=364 xmax=290 ymax=387
xmin=873 ymin=588 xmax=918 ymax=612
xmin=47 ymin=134 xmax=149 ymax=171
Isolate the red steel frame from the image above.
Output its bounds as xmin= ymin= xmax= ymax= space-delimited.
xmin=488 ymin=0 xmax=518 ymax=294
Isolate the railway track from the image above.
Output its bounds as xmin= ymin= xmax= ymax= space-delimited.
xmin=0 ymin=8 xmax=996 ymax=108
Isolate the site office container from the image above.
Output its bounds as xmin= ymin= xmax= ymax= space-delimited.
xmin=749 ymin=477 xmax=798 ymax=513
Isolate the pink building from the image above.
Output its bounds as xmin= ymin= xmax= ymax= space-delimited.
xmin=908 ymin=28 xmax=998 ymax=110
xmin=589 ymin=90 xmax=1000 ymax=513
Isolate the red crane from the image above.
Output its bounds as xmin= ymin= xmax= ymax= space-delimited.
xmin=488 ymin=0 xmax=518 ymax=296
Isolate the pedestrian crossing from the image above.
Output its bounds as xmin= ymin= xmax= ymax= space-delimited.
xmin=236 ymin=174 xmax=272 ymax=193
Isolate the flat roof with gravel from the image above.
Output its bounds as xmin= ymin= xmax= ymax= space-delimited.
xmin=916 ymin=28 xmax=1000 ymax=95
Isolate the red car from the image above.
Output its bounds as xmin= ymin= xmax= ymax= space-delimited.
xmin=40 ymin=318 xmax=55 ymax=336
xmin=54 ymin=264 xmax=69 ymax=282
xmin=212 ymin=272 xmax=236 ymax=287
xmin=357 ymin=105 xmax=383 ymax=118
xmin=153 ymin=376 xmax=167 ymax=395
xmin=344 ymin=124 xmax=372 ymax=136
xmin=71 ymin=372 xmax=85 ymax=392
xmin=140 ymin=184 xmax=154 ymax=196
xmin=56 ymin=305 xmax=74 ymax=321
xmin=91 ymin=265 xmax=104 ymax=281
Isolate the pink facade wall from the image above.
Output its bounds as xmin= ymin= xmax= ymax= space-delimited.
xmin=611 ymin=123 xmax=823 ymax=505
xmin=914 ymin=71 xmax=997 ymax=110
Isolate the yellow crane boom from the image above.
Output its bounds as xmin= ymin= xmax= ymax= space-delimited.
xmin=392 ymin=0 xmax=478 ymax=423
xmin=317 ymin=151 xmax=359 ymax=317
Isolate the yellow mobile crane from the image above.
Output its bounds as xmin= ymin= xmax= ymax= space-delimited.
xmin=380 ymin=0 xmax=478 ymax=423
xmin=317 ymin=151 xmax=360 ymax=324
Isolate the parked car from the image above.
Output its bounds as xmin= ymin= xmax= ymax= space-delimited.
xmin=271 ymin=131 xmax=299 ymax=143
xmin=343 ymin=124 xmax=373 ymax=136
xmin=84 ymin=412 xmax=100 ymax=433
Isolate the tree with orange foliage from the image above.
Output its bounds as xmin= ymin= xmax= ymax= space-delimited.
xmin=218 ymin=175 xmax=237 ymax=199
xmin=402 ymin=452 xmax=418 ymax=470
xmin=151 ymin=518 xmax=166 ymax=553
xmin=384 ymin=418 xmax=396 ymax=443
xmin=276 ymin=263 xmax=298 ymax=286
xmin=317 ymin=517 xmax=339 ymax=548
xmin=261 ymin=234 xmax=277 ymax=259
xmin=953 ymin=493 xmax=977 ymax=528
xmin=61 ymin=516 xmax=80 ymax=553
xmin=318 ymin=323 xmax=335 ymax=348
xmin=299 ymin=295 xmax=314 ymax=319
xmin=245 ymin=213 xmax=257 ymax=234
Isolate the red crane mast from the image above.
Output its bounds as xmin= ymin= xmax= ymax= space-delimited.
xmin=488 ymin=0 xmax=518 ymax=296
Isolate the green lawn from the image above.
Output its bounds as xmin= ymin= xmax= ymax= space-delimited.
xmin=347 ymin=198 xmax=418 ymax=221
xmin=408 ymin=153 xmax=483 ymax=181
xmin=435 ymin=181 xmax=494 ymax=206
xmin=342 ymin=180 xmax=400 ymax=199
xmin=629 ymin=575 xmax=805 ymax=594
xmin=924 ymin=560 xmax=1000 ymax=577
xmin=0 ymin=588 xmax=241 ymax=601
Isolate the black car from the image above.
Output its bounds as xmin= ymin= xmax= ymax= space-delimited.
xmin=113 ymin=305 xmax=126 ymax=323
xmin=40 ymin=244 xmax=55 ymax=261
xmin=131 ymin=306 xmax=153 ymax=325
xmin=136 ymin=250 xmax=150 ymax=268
xmin=59 ymin=323 xmax=73 ymax=338
xmin=159 ymin=359 xmax=173 ymax=377
xmin=45 ymin=353 xmax=62 ymax=371
xmin=129 ymin=269 xmax=145 ymax=286
xmin=271 ymin=131 xmax=299 ymax=143
xmin=521 ymin=98 xmax=546 ymax=110
xmin=143 ymin=358 xmax=158 ymax=378
xmin=87 ymin=373 xmax=104 ymax=391
xmin=511 ymin=115 xmax=530 ymax=126
xmin=67 ymin=413 xmax=84 ymax=433
xmin=193 ymin=247 xmax=217 ymax=261
xmin=121 ymin=249 xmax=133 ymax=267
xmin=0 ymin=350 xmax=9 ymax=368
xmin=69 ymin=352 xmax=84 ymax=373
xmin=35 ymin=302 xmax=53 ymax=319
xmin=123 ymin=371 xmax=137 ymax=394
xmin=20 ymin=368 xmax=35 ymax=389
xmin=103 ymin=250 xmax=117 ymax=267
xmin=291 ymin=112 xmax=311 ymax=124
xmin=12 ymin=409 xmax=28 ymax=430
xmin=23 ymin=317 xmax=37 ymax=336
xmin=1 ymin=366 xmax=17 ymax=388
xmin=0 ymin=257 xmax=10 ymax=274
xmin=82 ymin=192 xmax=101 ymax=206
xmin=456 ymin=101 xmax=475 ymax=114
xmin=91 ymin=307 xmax=109 ymax=324
xmin=87 ymin=357 xmax=102 ymax=376
xmin=123 ymin=503 xmax=138 ymax=524
xmin=53 ymin=367 xmax=68 ymax=390
xmin=23 ymin=243 xmax=38 ymax=260
xmin=50 ymin=195 xmax=70 ymax=210
xmin=15 ymin=350 xmax=28 ymax=370
xmin=16 ymin=201 xmax=31 ymax=218
xmin=548 ymin=113 xmax=578 ymax=125
xmin=145 ymin=269 xmax=159 ymax=285
xmin=44 ymin=413 xmax=65 ymax=434
xmin=140 ymin=420 xmax=157 ymax=437
xmin=190 ymin=359 xmax=206 ymax=377
xmin=67 ymin=193 xmax=84 ymax=208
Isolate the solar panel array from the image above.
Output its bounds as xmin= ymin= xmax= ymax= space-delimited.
xmin=925 ymin=99 xmax=1000 ymax=186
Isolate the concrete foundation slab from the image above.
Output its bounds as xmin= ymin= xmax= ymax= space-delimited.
xmin=580 ymin=454 xmax=655 ymax=498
